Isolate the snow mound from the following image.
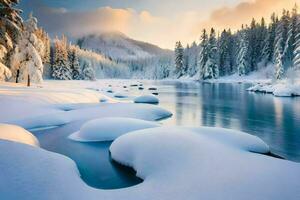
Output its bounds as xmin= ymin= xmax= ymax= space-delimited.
xmin=134 ymin=95 xmax=159 ymax=104
xmin=110 ymin=127 xmax=300 ymax=200
xmin=0 ymin=124 xmax=39 ymax=147
xmin=188 ymin=127 xmax=269 ymax=153
xmin=69 ymin=117 xmax=160 ymax=142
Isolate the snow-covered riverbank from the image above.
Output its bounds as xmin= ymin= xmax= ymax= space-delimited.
xmin=1 ymin=80 xmax=300 ymax=200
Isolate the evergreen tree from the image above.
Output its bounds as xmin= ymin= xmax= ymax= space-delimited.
xmin=262 ymin=13 xmax=278 ymax=65
xmin=204 ymin=28 xmax=219 ymax=79
xmin=284 ymin=4 xmax=298 ymax=68
xmin=82 ymin=61 xmax=96 ymax=81
xmin=68 ymin=46 xmax=81 ymax=80
xmin=183 ymin=44 xmax=190 ymax=76
xmin=187 ymin=41 xmax=199 ymax=77
xmin=9 ymin=13 xmax=44 ymax=84
xmin=293 ymin=13 xmax=300 ymax=69
xmin=237 ymin=30 xmax=249 ymax=76
xmin=280 ymin=9 xmax=291 ymax=69
xmin=0 ymin=0 xmax=23 ymax=80
xmin=219 ymin=30 xmax=231 ymax=76
xmin=52 ymin=36 xmax=72 ymax=80
xmin=174 ymin=41 xmax=184 ymax=78
xmin=198 ymin=29 xmax=209 ymax=79
xmin=273 ymin=10 xmax=290 ymax=79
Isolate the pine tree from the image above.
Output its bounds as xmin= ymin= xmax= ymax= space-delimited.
xmin=204 ymin=28 xmax=219 ymax=79
xmin=52 ymin=36 xmax=72 ymax=80
xmin=174 ymin=41 xmax=184 ymax=78
xmin=82 ymin=61 xmax=96 ymax=81
xmin=262 ymin=13 xmax=278 ymax=65
xmin=293 ymin=14 xmax=300 ymax=69
xmin=237 ymin=30 xmax=249 ymax=76
xmin=0 ymin=0 xmax=23 ymax=80
xmin=183 ymin=44 xmax=190 ymax=76
xmin=284 ymin=4 xmax=298 ymax=68
xmin=219 ymin=30 xmax=231 ymax=76
xmin=198 ymin=29 xmax=209 ymax=79
xmin=68 ymin=46 xmax=81 ymax=80
xmin=9 ymin=13 xmax=44 ymax=84
xmin=187 ymin=41 xmax=198 ymax=77
xmin=273 ymin=10 xmax=290 ymax=79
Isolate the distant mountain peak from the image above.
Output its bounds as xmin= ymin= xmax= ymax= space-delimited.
xmin=77 ymin=32 xmax=172 ymax=61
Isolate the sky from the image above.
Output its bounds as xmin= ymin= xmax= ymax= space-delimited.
xmin=20 ymin=0 xmax=298 ymax=49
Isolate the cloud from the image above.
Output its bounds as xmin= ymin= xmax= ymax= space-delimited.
xmin=24 ymin=0 xmax=299 ymax=49
xmin=198 ymin=0 xmax=298 ymax=32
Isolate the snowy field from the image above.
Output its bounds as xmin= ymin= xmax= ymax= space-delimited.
xmin=1 ymin=80 xmax=300 ymax=200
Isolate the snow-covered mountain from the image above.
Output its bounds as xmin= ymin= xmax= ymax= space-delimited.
xmin=77 ymin=32 xmax=172 ymax=61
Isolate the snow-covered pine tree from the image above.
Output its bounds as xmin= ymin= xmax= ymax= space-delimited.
xmin=82 ymin=61 xmax=96 ymax=81
xmin=187 ymin=41 xmax=199 ymax=77
xmin=293 ymin=12 xmax=300 ymax=70
xmin=262 ymin=13 xmax=278 ymax=65
xmin=284 ymin=4 xmax=298 ymax=69
xmin=204 ymin=28 xmax=219 ymax=79
xmin=183 ymin=44 xmax=190 ymax=76
xmin=0 ymin=0 xmax=23 ymax=80
xmin=256 ymin=18 xmax=268 ymax=66
xmin=237 ymin=30 xmax=249 ymax=76
xmin=174 ymin=41 xmax=184 ymax=78
xmin=52 ymin=36 xmax=72 ymax=80
xmin=280 ymin=9 xmax=291 ymax=69
xmin=198 ymin=29 xmax=208 ymax=79
xmin=219 ymin=29 xmax=231 ymax=76
xmin=273 ymin=10 xmax=290 ymax=79
xmin=68 ymin=46 xmax=81 ymax=80
xmin=9 ymin=13 xmax=44 ymax=84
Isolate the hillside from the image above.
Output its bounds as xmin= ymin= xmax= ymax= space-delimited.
xmin=77 ymin=32 xmax=173 ymax=61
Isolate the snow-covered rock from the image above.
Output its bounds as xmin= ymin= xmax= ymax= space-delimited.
xmin=134 ymin=95 xmax=159 ymax=104
xmin=69 ymin=117 xmax=160 ymax=142
xmin=0 ymin=124 xmax=39 ymax=147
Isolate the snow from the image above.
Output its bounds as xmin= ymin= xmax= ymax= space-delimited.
xmin=69 ymin=117 xmax=160 ymax=142
xmin=134 ymin=95 xmax=159 ymax=104
xmin=247 ymin=81 xmax=300 ymax=97
xmin=1 ymin=126 xmax=299 ymax=200
xmin=0 ymin=80 xmax=300 ymax=200
xmin=110 ymin=127 xmax=300 ymax=200
xmin=0 ymin=124 xmax=39 ymax=147
xmin=0 ymin=81 xmax=171 ymax=130
xmin=0 ymin=63 xmax=12 ymax=81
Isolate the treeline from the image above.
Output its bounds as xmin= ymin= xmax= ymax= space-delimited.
xmin=174 ymin=5 xmax=300 ymax=80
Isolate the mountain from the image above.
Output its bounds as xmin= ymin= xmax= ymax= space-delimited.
xmin=77 ymin=31 xmax=173 ymax=61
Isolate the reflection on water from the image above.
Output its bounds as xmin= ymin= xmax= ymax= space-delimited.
xmin=152 ymin=80 xmax=300 ymax=162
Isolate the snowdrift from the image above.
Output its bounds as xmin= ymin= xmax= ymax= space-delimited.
xmin=0 ymin=124 xmax=39 ymax=147
xmin=69 ymin=117 xmax=160 ymax=142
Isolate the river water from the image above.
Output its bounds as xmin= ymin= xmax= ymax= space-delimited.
xmin=33 ymin=80 xmax=300 ymax=190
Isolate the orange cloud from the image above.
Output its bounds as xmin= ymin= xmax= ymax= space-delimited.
xmin=198 ymin=0 xmax=298 ymax=32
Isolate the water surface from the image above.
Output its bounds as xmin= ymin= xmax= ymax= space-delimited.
xmin=148 ymin=81 xmax=300 ymax=162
